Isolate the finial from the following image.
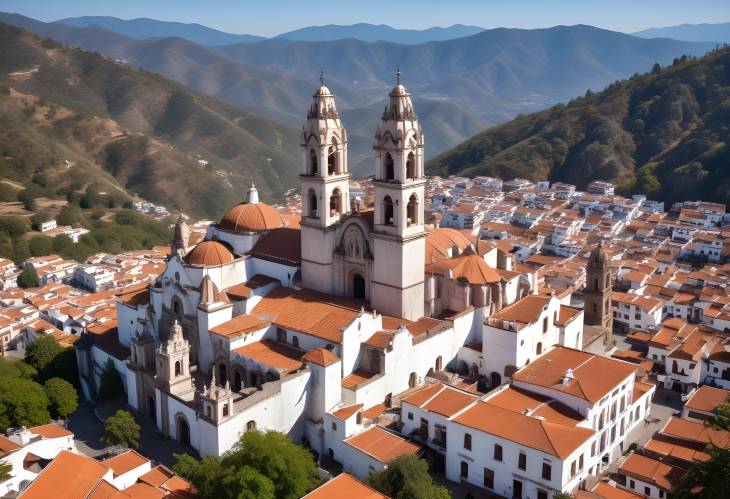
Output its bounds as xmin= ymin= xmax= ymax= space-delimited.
xmin=210 ymin=368 xmax=217 ymax=389
xmin=396 ymin=65 xmax=401 ymax=85
xmin=320 ymin=70 xmax=325 ymax=86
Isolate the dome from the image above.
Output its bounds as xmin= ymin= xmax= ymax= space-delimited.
xmin=218 ymin=203 xmax=285 ymax=233
xmin=183 ymin=240 xmax=234 ymax=266
xmin=314 ymin=84 xmax=332 ymax=96
xmin=425 ymin=228 xmax=473 ymax=264
xmin=426 ymin=251 xmax=501 ymax=285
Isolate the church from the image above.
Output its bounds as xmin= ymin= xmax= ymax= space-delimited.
xmin=76 ymin=75 xmax=594 ymax=458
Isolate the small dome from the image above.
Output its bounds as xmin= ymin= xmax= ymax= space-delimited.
xmin=218 ymin=203 xmax=285 ymax=233
xmin=314 ymin=84 xmax=332 ymax=96
xmin=390 ymin=83 xmax=407 ymax=95
xmin=183 ymin=240 xmax=234 ymax=267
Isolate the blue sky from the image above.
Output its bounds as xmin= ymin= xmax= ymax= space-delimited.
xmin=1 ymin=0 xmax=729 ymax=36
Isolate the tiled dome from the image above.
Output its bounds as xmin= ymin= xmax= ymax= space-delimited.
xmin=183 ymin=240 xmax=234 ymax=267
xmin=218 ymin=203 xmax=284 ymax=233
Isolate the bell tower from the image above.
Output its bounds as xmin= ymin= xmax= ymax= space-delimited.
xmin=300 ymin=74 xmax=350 ymax=294
xmin=371 ymin=70 xmax=426 ymax=320
xmin=155 ymin=320 xmax=195 ymax=400
xmin=584 ymin=241 xmax=613 ymax=331
xmin=170 ymin=214 xmax=190 ymax=256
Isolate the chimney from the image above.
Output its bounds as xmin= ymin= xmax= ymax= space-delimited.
xmin=562 ymin=368 xmax=574 ymax=385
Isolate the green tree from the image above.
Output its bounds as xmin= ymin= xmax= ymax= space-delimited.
xmin=366 ymin=455 xmax=450 ymax=499
xmin=0 ymin=217 xmax=27 ymax=237
xmin=173 ymin=454 xmax=228 ymax=499
xmin=223 ymin=466 xmax=276 ymax=499
xmin=0 ymin=358 xmax=37 ymax=379
xmin=0 ymin=377 xmax=50 ymax=431
xmin=103 ymin=410 xmax=140 ymax=449
xmin=673 ymin=446 xmax=730 ymax=498
xmin=18 ymin=186 xmax=43 ymax=211
xmin=174 ymin=430 xmax=320 ymax=499
xmin=28 ymin=235 xmax=55 ymax=257
xmin=25 ymin=336 xmax=62 ymax=372
xmin=16 ymin=265 xmax=38 ymax=288
xmin=0 ymin=460 xmax=12 ymax=482
xmin=56 ymin=205 xmax=83 ymax=226
xmin=0 ymin=183 xmax=17 ymax=202
xmin=223 ymin=430 xmax=320 ymax=499
xmin=651 ymin=62 xmax=662 ymax=74
xmin=44 ymin=378 xmax=78 ymax=418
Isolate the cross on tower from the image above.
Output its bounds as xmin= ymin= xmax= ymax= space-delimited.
xmin=320 ymin=70 xmax=325 ymax=86
xmin=396 ymin=65 xmax=401 ymax=85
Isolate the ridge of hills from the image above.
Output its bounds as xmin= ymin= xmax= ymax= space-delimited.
xmin=0 ymin=22 xmax=300 ymax=219
xmin=427 ymin=48 xmax=730 ymax=207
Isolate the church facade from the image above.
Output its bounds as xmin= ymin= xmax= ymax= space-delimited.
xmin=76 ymin=76 xmax=586 ymax=459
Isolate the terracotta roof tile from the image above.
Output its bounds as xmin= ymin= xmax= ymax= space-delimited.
xmin=219 ymin=202 xmax=284 ymax=233
xmin=103 ymin=449 xmax=149 ymax=477
xmin=233 ymin=340 xmax=304 ymax=374
xmin=248 ymin=228 xmax=301 ymax=266
xmin=302 ymin=348 xmax=339 ymax=367
xmin=341 ymin=370 xmax=377 ymax=390
xmin=660 ymin=417 xmax=730 ymax=449
xmin=209 ymin=315 xmax=269 ymax=339
xmin=486 ymin=387 xmax=584 ymax=426
xmin=20 ymin=450 xmax=109 ymax=499
xmin=331 ymin=404 xmax=363 ymax=421
xmin=644 ymin=438 xmax=710 ymax=463
xmin=303 ymin=473 xmax=388 ymax=499
xmin=452 ymin=401 xmax=593 ymax=458
xmin=183 ymin=240 xmax=235 ymax=267
xmin=512 ymin=346 xmax=637 ymax=404
xmin=684 ymin=385 xmax=729 ymax=413
xmin=618 ymin=453 xmax=685 ymax=491
xmin=29 ymin=423 xmax=73 ymax=439
xmin=343 ymin=426 xmax=421 ymax=464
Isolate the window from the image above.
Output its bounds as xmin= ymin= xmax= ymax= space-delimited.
xmin=591 ymin=441 xmax=596 ymax=456
xmin=570 ymin=461 xmax=576 ymax=476
xmin=434 ymin=424 xmax=447 ymax=447
xmin=493 ymin=444 xmax=503 ymax=461
xmin=644 ymin=487 xmax=650 ymax=496
xmin=537 ymin=491 xmax=548 ymax=499
xmin=276 ymin=327 xmax=286 ymax=342
xmin=407 ymin=412 xmax=413 ymax=421
xmin=629 ymin=480 xmax=635 ymax=489
xmin=659 ymin=491 xmax=664 ymax=498
xmin=222 ymin=403 xmax=229 ymax=417
xmin=483 ymin=467 xmax=494 ymax=488
xmin=542 ymin=462 xmax=552 ymax=480
xmin=331 ymin=422 xmax=337 ymax=431
xmin=518 ymin=452 xmax=526 ymax=471
xmin=460 ymin=461 xmax=468 ymax=478
xmin=542 ymin=317 xmax=548 ymax=333
xmin=464 ymin=433 xmax=472 ymax=451
xmin=579 ymin=454 xmax=584 ymax=470
xmin=246 ymin=420 xmax=256 ymax=432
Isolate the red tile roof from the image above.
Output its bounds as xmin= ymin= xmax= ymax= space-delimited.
xmin=343 ymin=427 xmax=421 ymax=464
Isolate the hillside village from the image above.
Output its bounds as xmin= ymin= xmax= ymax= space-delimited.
xmin=0 ymin=71 xmax=728 ymax=499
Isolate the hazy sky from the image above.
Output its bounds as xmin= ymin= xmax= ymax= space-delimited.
xmin=2 ymin=0 xmax=729 ymax=36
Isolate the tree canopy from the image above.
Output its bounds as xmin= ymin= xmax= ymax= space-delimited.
xmin=0 ymin=376 xmax=50 ymax=431
xmin=174 ymin=430 xmax=321 ymax=499
xmin=673 ymin=445 xmax=730 ymax=499
xmin=24 ymin=336 xmax=62 ymax=372
xmin=104 ymin=410 xmax=140 ymax=449
xmin=44 ymin=377 xmax=78 ymax=419
xmin=16 ymin=265 xmax=38 ymax=288
xmin=366 ymin=454 xmax=450 ymax=499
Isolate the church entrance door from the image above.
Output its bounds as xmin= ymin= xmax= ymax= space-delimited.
xmin=353 ymin=274 xmax=366 ymax=300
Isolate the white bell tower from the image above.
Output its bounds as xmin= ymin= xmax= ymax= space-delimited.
xmin=371 ymin=69 xmax=426 ymax=320
xmin=300 ymin=74 xmax=350 ymax=293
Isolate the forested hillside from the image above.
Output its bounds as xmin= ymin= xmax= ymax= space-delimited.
xmin=428 ymin=48 xmax=730 ymax=206
xmin=0 ymin=23 xmax=299 ymax=218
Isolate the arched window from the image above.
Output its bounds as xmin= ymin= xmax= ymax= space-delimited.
xmin=536 ymin=342 xmax=543 ymax=355
xmin=328 ymin=138 xmax=338 ymax=175
xmin=385 ymin=152 xmax=395 ymax=181
xmin=308 ymin=189 xmax=318 ymax=218
xmin=407 ymin=194 xmax=418 ymax=226
xmin=435 ymin=356 xmax=443 ymax=371
xmin=309 ymin=148 xmax=318 ymax=175
xmin=218 ymin=362 xmax=227 ymax=387
xmin=406 ymin=152 xmax=416 ymax=180
xmin=330 ymin=188 xmax=342 ymax=216
xmin=174 ymin=361 xmax=181 ymax=377
xmin=383 ymin=196 xmax=394 ymax=225
xmin=222 ymin=403 xmax=229 ymax=417
xmin=176 ymin=416 xmax=190 ymax=446
xmin=408 ymin=372 xmax=417 ymax=388
xmin=233 ymin=370 xmax=242 ymax=392
xmin=292 ymin=336 xmax=299 ymax=348
xmin=246 ymin=420 xmax=256 ymax=432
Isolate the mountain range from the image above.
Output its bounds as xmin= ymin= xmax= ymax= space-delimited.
xmin=633 ymin=22 xmax=730 ymax=43
xmin=0 ymin=12 xmax=722 ymax=206
xmin=0 ymin=22 xmax=299 ymax=219
xmin=427 ymin=47 xmax=730 ymax=207
xmin=274 ymin=23 xmax=484 ymax=43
